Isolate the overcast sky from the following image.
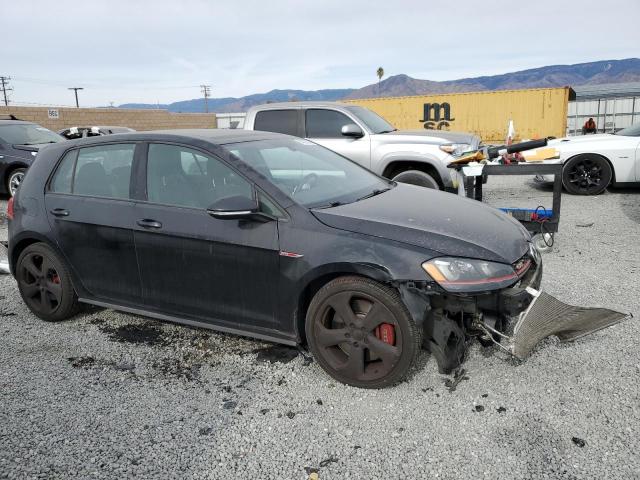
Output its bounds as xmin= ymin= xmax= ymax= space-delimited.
xmin=3 ymin=0 xmax=639 ymax=107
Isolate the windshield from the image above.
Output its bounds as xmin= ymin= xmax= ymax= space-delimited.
xmin=345 ymin=106 xmax=396 ymax=134
xmin=0 ymin=123 xmax=63 ymax=145
xmin=227 ymin=138 xmax=391 ymax=208
xmin=616 ymin=123 xmax=640 ymax=137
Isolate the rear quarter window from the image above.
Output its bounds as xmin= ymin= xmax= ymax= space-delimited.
xmin=254 ymin=110 xmax=298 ymax=136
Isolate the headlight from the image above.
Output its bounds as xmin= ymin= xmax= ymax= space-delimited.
xmin=422 ymin=257 xmax=518 ymax=292
xmin=439 ymin=143 xmax=471 ymax=156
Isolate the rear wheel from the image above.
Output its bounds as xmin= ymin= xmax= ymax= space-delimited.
xmin=7 ymin=168 xmax=26 ymax=197
xmin=391 ymin=169 xmax=440 ymax=189
xmin=306 ymin=276 xmax=421 ymax=388
xmin=16 ymin=243 xmax=79 ymax=322
xmin=562 ymin=154 xmax=612 ymax=195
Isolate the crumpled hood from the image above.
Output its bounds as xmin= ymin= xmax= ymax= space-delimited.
xmin=312 ymin=183 xmax=530 ymax=264
xmin=382 ymin=129 xmax=480 ymax=148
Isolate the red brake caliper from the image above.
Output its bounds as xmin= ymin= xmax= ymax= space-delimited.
xmin=375 ymin=323 xmax=396 ymax=346
xmin=51 ymin=274 xmax=60 ymax=284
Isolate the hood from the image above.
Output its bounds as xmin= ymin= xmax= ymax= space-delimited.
xmin=312 ymin=183 xmax=530 ymax=264
xmin=548 ymin=134 xmax=616 ymax=146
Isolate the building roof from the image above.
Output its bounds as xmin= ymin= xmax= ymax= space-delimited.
xmin=573 ymin=82 xmax=640 ymax=100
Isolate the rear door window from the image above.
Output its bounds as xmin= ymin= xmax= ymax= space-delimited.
xmin=254 ymin=110 xmax=298 ymax=136
xmin=305 ymin=109 xmax=353 ymax=138
xmin=49 ymin=144 xmax=135 ymax=199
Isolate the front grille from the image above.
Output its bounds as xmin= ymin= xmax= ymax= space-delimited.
xmin=510 ymin=290 xmax=627 ymax=359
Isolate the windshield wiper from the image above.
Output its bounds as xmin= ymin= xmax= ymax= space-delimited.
xmin=356 ymin=187 xmax=392 ymax=202
xmin=312 ymin=201 xmax=345 ymax=209
xmin=18 ymin=141 xmax=57 ymax=145
xmin=377 ymin=129 xmax=397 ymax=134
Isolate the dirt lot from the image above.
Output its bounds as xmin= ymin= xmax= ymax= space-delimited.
xmin=1 ymin=180 xmax=639 ymax=479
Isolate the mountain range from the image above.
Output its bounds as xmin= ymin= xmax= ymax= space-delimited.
xmin=119 ymin=58 xmax=640 ymax=113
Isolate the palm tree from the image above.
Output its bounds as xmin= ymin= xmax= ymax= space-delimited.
xmin=376 ymin=67 xmax=384 ymax=95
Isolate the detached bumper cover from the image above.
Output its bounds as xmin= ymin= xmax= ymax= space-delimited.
xmin=509 ymin=288 xmax=628 ymax=359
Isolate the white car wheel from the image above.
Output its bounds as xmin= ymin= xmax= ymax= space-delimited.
xmin=7 ymin=168 xmax=26 ymax=197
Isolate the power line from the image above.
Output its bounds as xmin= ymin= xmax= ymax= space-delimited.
xmin=200 ymin=84 xmax=211 ymax=113
xmin=0 ymin=76 xmax=13 ymax=106
xmin=68 ymin=87 xmax=84 ymax=108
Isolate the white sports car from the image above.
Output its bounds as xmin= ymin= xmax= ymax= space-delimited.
xmin=534 ymin=123 xmax=640 ymax=195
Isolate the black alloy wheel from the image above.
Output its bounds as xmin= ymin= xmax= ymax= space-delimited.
xmin=562 ymin=154 xmax=612 ymax=195
xmin=306 ymin=276 xmax=421 ymax=388
xmin=16 ymin=243 xmax=79 ymax=322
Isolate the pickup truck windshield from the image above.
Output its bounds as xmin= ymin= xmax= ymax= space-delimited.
xmin=0 ymin=124 xmax=63 ymax=145
xmin=226 ymin=138 xmax=391 ymax=208
xmin=345 ymin=106 xmax=396 ymax=134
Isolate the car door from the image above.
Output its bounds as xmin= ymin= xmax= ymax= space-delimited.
xmin=44 ymin=142 xmax=142 ymax=303
xmin=304 ymin=108 xmax=372 ymax=169
xmin=132 ymin=142 xmax=281 ymax=332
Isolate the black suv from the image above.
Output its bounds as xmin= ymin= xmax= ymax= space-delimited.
xmin=7 ymin=129 xmax=541 ymax=388
xmin=0 ymin=118 xmax=64 ymax=196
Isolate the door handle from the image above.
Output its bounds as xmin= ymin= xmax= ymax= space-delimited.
xmin=137 ymin=219 xmax=162 ymax=229
xmin=49 ymin=208 xmax=69 ymax=217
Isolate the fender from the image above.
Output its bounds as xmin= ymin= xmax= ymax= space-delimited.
xmin=378 ymin=151 xmax=453 ymax=188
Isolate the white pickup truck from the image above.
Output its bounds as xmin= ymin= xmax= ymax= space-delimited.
xmin=244 ymin=101 xmax=480 ymax=190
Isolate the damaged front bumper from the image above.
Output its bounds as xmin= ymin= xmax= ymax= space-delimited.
xmin=399 ymin=250 xmax=627 ymax=373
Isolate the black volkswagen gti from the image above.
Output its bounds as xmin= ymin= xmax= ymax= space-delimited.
xmin=7 ymin=129 xmax=541 ymax=388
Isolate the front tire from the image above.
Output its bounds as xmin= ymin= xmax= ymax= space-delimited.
xmin=306 ymin=276 xmax=421 ymax=388
xmin=7 ymin=168 xmax=26 ymax=197
xmin=562 ymin=154 xmax=612 ymax=195
xmin=392 ymin=169 xmax=440 ymax=189
xmin=16 ymin=243 xmax=80 ymax=322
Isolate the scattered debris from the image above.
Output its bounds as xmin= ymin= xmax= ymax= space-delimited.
xmin=444 ymin=368 xmax=469 ymax=392
xmin=67 ymin=356 xmax=96 ymax=368
xmin=223 ymin=401 xmax=237 ymax=410
xmin=254 ymin=345 xmax=299 ymax=364
xmin=152 ymin=358 xmax=201 ymax=382
xmin=0 ymin=312 xmax=16 ymax=317
xmin=474 ymin=405 xmax=485 ymax=412
xmin=259 ymin=408 xmax=270 ymax=415
xmin=481 ymin=393 xmax=489 ymax=398
xmin=319 ymin=455 xmax=339 ymax=468
xmin=100 ymin=323 xmax=164 ymax=346
xmin=316 ymin=399 xmax=323 ymax=405
xmin=576 ymin=222 xmax=594 ymax=228
xmin=286 ymin=411 xmax=296 ymax=419
xmin=572 ymin=437 xmax=586 ymax=448
xmin=421 ymin=386 xmax=433 ymax=392
xmin=199 ymin=427 xmax=213 ymax=435
xmin=496 ymin=406 xmax=507 ymax=413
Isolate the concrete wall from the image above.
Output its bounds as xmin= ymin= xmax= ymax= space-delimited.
xmin=0 ymin=106 xmax=217 ymax=132
xmin=346 ymin=87 xmax=572 ymax=143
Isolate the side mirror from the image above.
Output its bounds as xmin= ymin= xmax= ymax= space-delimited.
xmin=206 ymin=195 xmax=259 ymax=219
xmin=341 ymin=123 xmax=364 ymax=138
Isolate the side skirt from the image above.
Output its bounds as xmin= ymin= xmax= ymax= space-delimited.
xmin=78 ymin=298 xmax=298 ymax=347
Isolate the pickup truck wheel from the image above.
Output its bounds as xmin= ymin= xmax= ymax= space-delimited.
xmin=562 ymin=154 xmax=612 ymax=195
xmin=306 ymin=276 xmax=421 ymax=388
xmin=392 ymin=170 xmax=439 ymax=189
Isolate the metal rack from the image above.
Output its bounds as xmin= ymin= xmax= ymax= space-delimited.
xmin=459 ymin=163 xmax=563 ymax=236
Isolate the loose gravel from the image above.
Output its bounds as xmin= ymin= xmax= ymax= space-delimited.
xmin=1 ymin=179 xmax=639 ymax=479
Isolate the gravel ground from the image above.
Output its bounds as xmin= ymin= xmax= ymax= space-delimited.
xmin=1 ymin=179 xmax=639 ymax=479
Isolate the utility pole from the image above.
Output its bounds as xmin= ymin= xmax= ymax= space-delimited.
xmin=0 ymin=76 xmax=13 ymax=106
xmin=68 ymin=87 xmax=84 ymax=108
xmin=200 ymin=85 xmax=211 ymax=113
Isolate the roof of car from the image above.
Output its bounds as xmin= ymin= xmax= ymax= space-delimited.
xmin=0 ymin=120 xmax=36 ymax=126
xmin=247 ymin=101 xmax=349 ymax=111
xmin=61 ymin=128 xmax=288 ymax=146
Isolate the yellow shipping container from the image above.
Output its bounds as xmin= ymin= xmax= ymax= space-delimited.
xmin=346 ymin=87 xmax=574 ymax=143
